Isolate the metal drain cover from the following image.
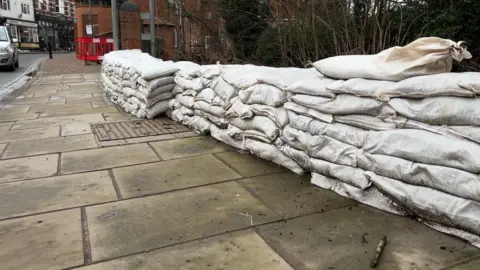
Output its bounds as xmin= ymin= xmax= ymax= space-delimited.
xmin=91 ymin=118 xmax=190 ymax=141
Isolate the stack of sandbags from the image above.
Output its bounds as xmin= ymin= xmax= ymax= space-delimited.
xmin=101 ymin=50 xmax=178 ymax=118
xmin=292 ymin=37 xmax=480 ymax=247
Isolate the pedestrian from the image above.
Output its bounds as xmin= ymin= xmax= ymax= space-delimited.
xmin=47 ymin=41 xmax=53 ymax=59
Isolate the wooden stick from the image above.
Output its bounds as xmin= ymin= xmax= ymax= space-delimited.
xmin=370 ymin=236 xmax=387 ymax=268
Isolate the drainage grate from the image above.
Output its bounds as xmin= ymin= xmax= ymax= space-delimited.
xmin=91 ymin=118 xmax=191 ymax=141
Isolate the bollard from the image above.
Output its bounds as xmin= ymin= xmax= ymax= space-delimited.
xmin=47 ymin=41 xmax=53 ymax=59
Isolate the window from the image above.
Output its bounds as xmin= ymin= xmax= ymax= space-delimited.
xmin=6 ymin=25 xmax=18 ymax=40
xmin=191 ymin=36 xmax=198 ymax=45
xmin=0 ymin=0 xmax=10 ymax=10
xmin=205 ymin=12 xmax=211 ymax=19
xmin=204 ymin=36 xmax=210 ymax=49
xmin=55 ymin=0 xmax=59 ymax=12
xmin=19 ymin=26 xmax=38 ymax=43
xmin=21 ymin=3 xmax=30 ymax=14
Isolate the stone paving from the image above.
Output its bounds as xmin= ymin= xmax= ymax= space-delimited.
xmin=0 ymin=72 xmax=478 ymax=270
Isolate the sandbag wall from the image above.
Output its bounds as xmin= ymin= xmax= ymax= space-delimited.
xmin=100 ymin=39 xmax=480 ymax=248
xmin=101 ymin=50 xmax=179 ymax=118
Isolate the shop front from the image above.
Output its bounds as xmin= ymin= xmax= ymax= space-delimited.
xmin=36 ymin=14 xmax=74 ymax=51
xmin=2 ymin=19 xmax=39 ymax=50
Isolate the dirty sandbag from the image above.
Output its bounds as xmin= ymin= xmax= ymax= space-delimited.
xmin=230 ymin=116 xmax=280 ymax=141
xmin=285 ymin=76 xmax=336 ymax=98
xmin=358 ymin=152 xmax=480 ymax=203
xmin=363 ymin=129 xmax=480 ymax=174
xmin=327 ymin=79 xmax=396 ymax=101
xmin=171 ymin=85 xmax=184 ymax=95
xmin=423 ymin=220 xmax=480 ymax=249
xmin=311 ymin=173 xmax=405 ymax=215
xmin=193 ymin=101 xmax=227 ymax=118
xmin=313 ymin=37 xmax=471 ymax=81
xmin=284 ymin=102 xmax=333 ymax=123
xmin=184 ymin=115 xmax=212 ymax=134
xmin=175 ymin=94 xmax=195 ymax=109
xmin=334 ymin=115 xmax=396 ymax=131
xmin=194 ymin=109 xmax=229 ymax=128
xmin=383 ymin=72 xmax=480 ymax=99
xmin=244 ymin=138 xmax=304 ymax=174
xmin=174 ymin=76 xmax=204 ymax=91
xmin=174 ymin=61 xmax=201 ymax=78
xmin=168 ymin=99 xmax=181 ymax=110
xmin=250 ymin=104 xmax=289 ymax=128
xmin=291 ymin=94 xmax=396 ymax=117
xmin=288 ymin=111 xmax=365 ymax=148
xmin=138 ymin=76 xmax=175 ymax=89
xmin=177 ymin=106 xmax=194 ymax=116
xmin=145 ymin=99 xmax=170 ymax=118
xmin=366 ymin=172 xmax=480 ymax=236
xmin=282 ymin=125 xmax=360 ymax=167
xmin=142 ymin=84 xmax=175 ymax=98
xmin=385 ymin=115 xmax=466 ymax=141
xmin=225 ymin=98 xmax=254 ymax=119
xmin=239 ymin=84 xmax=287 ymax=107
xmin=143 ymin=92 xmax=173 ymax=108
xmin=210 ymin=124 xmax=245 ymax=150
xmin=280 ymin=144 xmax=370 ymax=189
xmin=389 ymin=97 xmax=480 ymax=126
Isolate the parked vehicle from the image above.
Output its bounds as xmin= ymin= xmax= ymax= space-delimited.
xmin=0 ymin=26 xmax=19 ymax=71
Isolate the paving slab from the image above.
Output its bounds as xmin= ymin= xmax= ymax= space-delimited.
xmin=11 ymin=113 xmax=104 ymax=130
xmin=0 ymin=122 xmax=13 ymax=131
xmin=239 ymin=172 xmax=356 ymax=218
xmin=91 ymin=101 xmax=113 ymax=108
xmin=215 ymin=151 xmax=285 ymax=177
xmin=441 ymin=255 xmax=480 ymax=270
xmin=92 ymin=93 xmax=107 ymax=97
xmin=0 ymin=171 xmax=117 ymax=219
xmin=28 ymin=89 xmax=58 ymax=96
xmin=39 ymin=107 xmax=118 ymax=118
xmin=0 ymin=113 xmax=38 ymax=122
xmin=150 ymin=136 xmax=231 ymax=160
xmin=79 ymin=230 xmax=292 ymax=270
xmin=113 ymin=155 xmax=241 ymax=198
xmin=0 ymin=209 xmax=84 ymax=270
xmin=86 ymin=181 xmax=280 ymax=261
xmin=3 ymin=134 xmax=98 ymax=158
xmin=257 ymin=206 xmax=479 ymax=270
xmin=61 ymin=122 xmax=93 ymax=136
xmin=103 ymin=112 xmax=138 ymax=122
xmin=66 ymin=97 xmax=106 ymax=104
xmin=10 ymin=96 xmax=49 ymax=105
xmin=0 ymin=154 xmax=58 ymax=183
xmin=61 ymin=143 xmax=159 ymax=174
xmin=0 ymin=126 xmax=60 ymax=143
xmin=124 ymin=134 xmax=176 ymax=144
xmin=45 ymin=93 xmax=95 ymax=99
xmin=0 ymin=143 xmax=5 ymax=154
xmin=29 ymin=103 xmax=92 ymax=114
xmin=0 ymin=106 xmax=30 ymax=115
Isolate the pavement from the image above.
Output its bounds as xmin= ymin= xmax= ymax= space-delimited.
xmin=0 ymin=53 xmax=48 ymax=87
xmin=0 ymin=55 xmax=478 ymax=269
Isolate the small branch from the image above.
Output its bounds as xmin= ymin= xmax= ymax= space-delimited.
xmin=370 ymin=236 xmax=387 ymax=268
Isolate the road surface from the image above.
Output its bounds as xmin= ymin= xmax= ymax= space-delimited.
xmin=0 ymin=53 xmax=47 ymax=87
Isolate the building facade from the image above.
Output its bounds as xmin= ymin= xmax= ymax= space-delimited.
xmin=0 ymin=0 xmax=39 ymax=49
xmin=33 ymin=0 xmax=75 ymax=50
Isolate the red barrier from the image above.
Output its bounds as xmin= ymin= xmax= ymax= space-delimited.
xmin=75 ymin=37 xmax=114 ymax=62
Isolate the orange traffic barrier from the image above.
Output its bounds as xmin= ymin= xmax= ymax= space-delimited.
xmin=75 ymin=37 xmax=114 ymax=62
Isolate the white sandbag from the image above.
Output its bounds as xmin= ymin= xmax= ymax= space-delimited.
xmin=423 ymin=221 xmax=480 ymax=249
xmin=174 ymin=76 xmax=204 ymax=91
xmin=363 ymin=129 xmax=480 ymax=173
xmin=201 ymin=65 xmax=221 ymax=79
xmin=279 ymin=143 xmax=370 ymax=189
xmin=284 ymin=102 xmax=333 ymax=123
xmin=334 ymin=115 xmax=396 ymax=131
xmin=168 ymin=99 xmax=181 ymax=110
xmin=366 ymin=172 xmax=480 ymax=235
xmin=182 ymin=89 xmax=198 ymax=97
xmin=139 ymin=83 xmax=175 ymax=97
xmin=171 ymin=85 xmax=184 ymax=95
xmin=195 ymin=88 xmax=216 ymax=103
xmin=291 ymin=94 xmax=395 ymax=116
xmin=210 ymin=124 xmax=244 ymax=150
xmin=137 ymin=62 xmax=178 ymax=80
xmin=358 ymin=152 xmax=480 ymax=203
xmin=177 ymin=106 xmax=194 ymax=116
xmin=313 ymin=37 xmax=471 ymax=81
xmin=230 ymin=116 xmax=280 ymax=141
xmin=282 ymin=125 xmax=359 ymax=167
xmin=175 ymin=94 xmax=195 ymax=109
xmin=239 ymin=84 xmax=287 ymax=107
xmin=226 ymin=98 xmax=289 ymax=128
xmin=388 ymin=72 xmax=480 ymax=98
xmin=244 ymin=139 xmax=304 ymax=174
xmin=288 ymin=111 xmax=365 ymax=148
xmin=286 ymin=76 xmax=336 ymax=98
xmin=311 ymin=173 xmax=405 ymax=215
xmin=446 ymin=126 xmax=480 ymax=144
xmin=326 ymin=79 xmax=396 ymax=101
xmin=194 ymin=101 xmax=226 ymax=118
xmin=385 ymin=116 xmax=465 ymax=141
xmin=389 ymin=97 xmax=480 ymax=126
xmin=210 ymin=76 xmax=237 ymax=102
xmin=230 ymin=127 xmax=273 ymax=144
xmin=211 ymin=96 xmax=225 ymax=107
xmin=174 ymin=61 xmax=201 ymax=78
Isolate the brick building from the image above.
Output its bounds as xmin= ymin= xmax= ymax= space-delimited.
xmin=34 ymin=0 xmax=75 ymax=50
